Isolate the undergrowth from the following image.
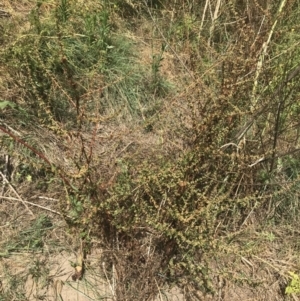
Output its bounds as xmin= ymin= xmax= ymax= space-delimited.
xmin=1 ymin=0 xmax=300 ymax=300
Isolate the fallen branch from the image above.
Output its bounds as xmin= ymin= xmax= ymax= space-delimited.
xmin=0 ymin=171 xmax=34 ymax=216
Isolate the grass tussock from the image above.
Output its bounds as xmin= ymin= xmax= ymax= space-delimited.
xmin=1 ymin=0 xmax=300 ymax=300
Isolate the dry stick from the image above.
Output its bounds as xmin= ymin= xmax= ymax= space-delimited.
xmin=0 ymin=171 xmax=34 ymax=216
xmin=154 ymin=278 xmax=164 ymax=301
xmin=199 ymin=0 xmax=210 ymax=37
xmin=207 ymin=0 xmax=222 ymax=47
xmin=237 ymin=0 xmax=288 ymax=159
xmin=1 ymin=155 xmax=9 ymax=197
xmin=251 ymin=0 xmax=288 ymax=111
xmin=37 ymin=196 xmax=59 ymax=202
xmin=112 ymin=263 xmax=116 ymax=298
xmin=102 ymin=262 xmax=116 ymax=301
xmin=252 ymin=255 xmax=287 ymax=278
xmin=0 ymin=195 xmax=62 ymax=216
xmin=235 ymin=63 xmax=300 ymax=143
xmin=265 ymin=64 xmax=300 ymax=172
xmin=0 ymin=120 xmax=21 ymax=136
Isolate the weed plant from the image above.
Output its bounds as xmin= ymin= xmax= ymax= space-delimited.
xmin=1 ymin=0 xmax=300 ymax=300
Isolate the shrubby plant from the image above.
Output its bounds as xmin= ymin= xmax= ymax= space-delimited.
xmin=1 ymin=0 xmax=300 ymax=300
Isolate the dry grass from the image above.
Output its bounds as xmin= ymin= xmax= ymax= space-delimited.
xmin=1 ymin=0 xmax=300 ymax=300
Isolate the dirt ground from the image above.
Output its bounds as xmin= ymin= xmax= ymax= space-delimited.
xmin=0 ymin=244 xmax=292 ymax=301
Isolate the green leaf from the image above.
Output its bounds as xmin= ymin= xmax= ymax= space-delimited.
xmin=0 ymin=100 xmax=15 ymax=110
xmin=286 ymin=272 xmax=300 ymax=294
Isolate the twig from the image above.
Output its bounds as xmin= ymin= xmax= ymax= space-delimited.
xmin=1 ymin=155 xmax=9 ymax=196
xmin=37 ymin=196 xmax=59 ymax=202
xmin=116 ymin=141 xmax=134 ymax=156
xmin=0 ymin=120 xmax=21 ymax=136
xmin=199 ymin=0 xmax=210 ymax=37
xmin=0 ymin=195 xmax=62 ymax=216
xmin=0 ymin=171 xmax=34 ymax=216
xmin=102 ymin=262 xmax=116 ymax=300
xmin=0 ymin=10 xmax=11 ymax=18
xmin=251 ymin=0 xmax=288 ymax=110
xmin=252 ymin=255 xmax=287 ymax=277
xmin=240 ymin=200 xmax=259 ymax=228
xmin=208 ymin=0 xmax=222 ymax=47
xmin=154 ymin=278 xmax=163 ymax=301
xmin=220 ymin=142 xmax=239 ymax=150
xmin=248 ymin=157 xmax=265 ymax=167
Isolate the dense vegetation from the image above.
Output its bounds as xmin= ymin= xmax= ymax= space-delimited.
xmin=1 ymin=0 xmax=300 ymax=300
